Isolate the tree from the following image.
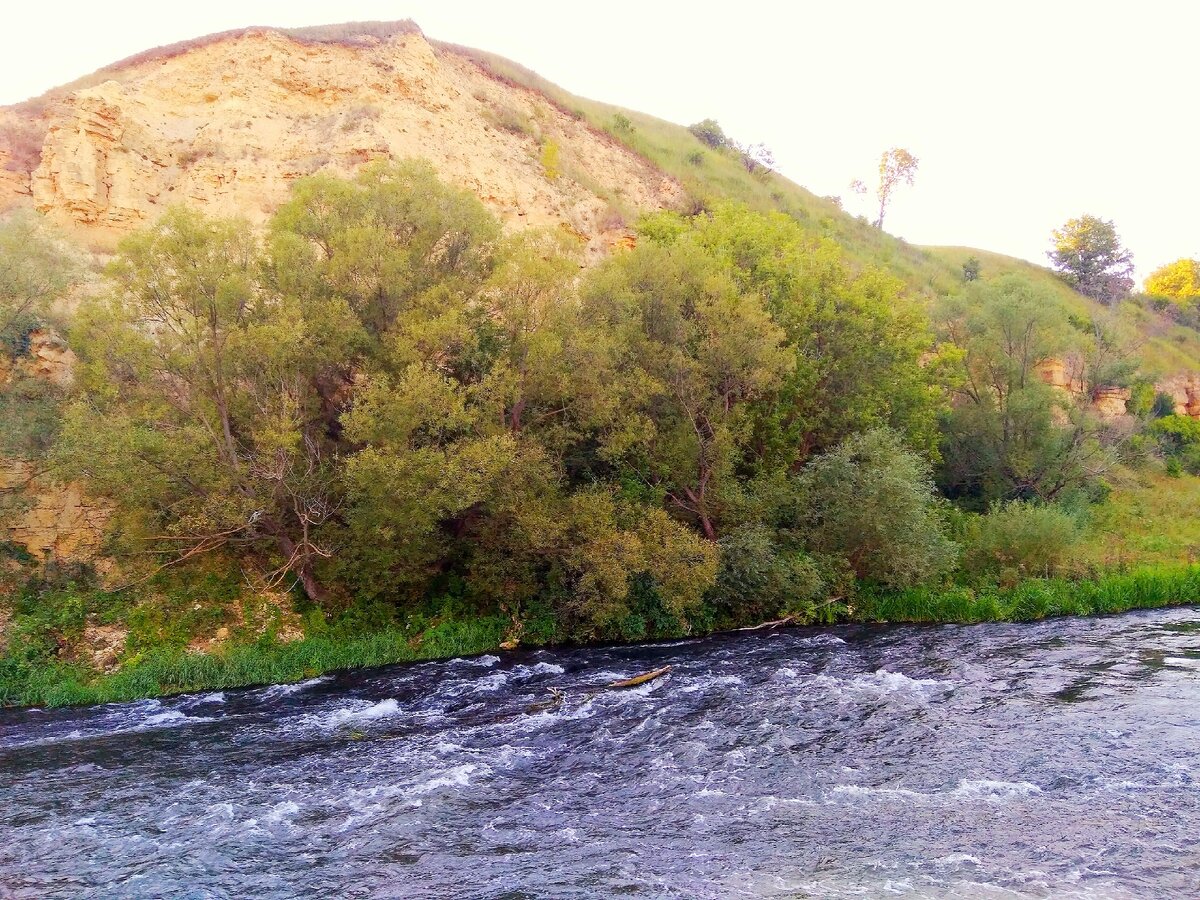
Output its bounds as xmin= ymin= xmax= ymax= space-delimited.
xmin=0 ymin=212 xmax=80 ymax=345
xmin=1048 ymin=215 xmax=1134 ymax=304
xmin=674 ymin=203 xmax=945 ymax=464
xmin=268 ymin=159 xmax=500 ymax=349
xmin=56 ymin=208 xmax=361 ymax=601
xmin=1145 ymin=258 xmax=1200 ymax=304
xmin=867 ymin=148 xmax=918 ymax=230
xmin=688 ymin=119 xmax=729 ymax=150
xmin=798 ymin=428 xmax=958 ymax=587
xmin=581 ymin=239 xmax=793 ymax=540
xmin=737 ymin=142 xmax=775 ymax=176
xmin=935 ymin=276 xmax=1120 ymax=504
xmin=962 ymin=256 xmax=981 ymax=282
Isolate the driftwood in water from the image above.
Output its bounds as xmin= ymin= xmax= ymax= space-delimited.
xmin=607 ymin=666 xmax=672 ymax=688
xmin=736 ymin=615 xmax=795 ymax=632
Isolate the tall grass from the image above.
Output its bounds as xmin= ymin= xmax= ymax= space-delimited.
xmin=0 ymin=616 xmax=507 ymax=708
xmin=855 ymin=565 xmax=1200 ymax=625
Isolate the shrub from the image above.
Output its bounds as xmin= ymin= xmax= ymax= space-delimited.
xmin=610 ymin=113 xmax=634 ymax=134
xmin=686 ymin=149 xmax=705 ymax=166
xmin=540 ymin=140 xmax=560 ymax=180
xmin=963 ymin=500 xmax=1082 ymax=579
xmin=962 ymin=256 xmax=981 ymax=281
xmin=484 ymin=104 xmax=532 ymax=136
xmin=798 ymin=428 xmax=959 ymax=588
xmin=706 ymin=525 xmax=824 ymax=625
xmin=688 ymin=118 xmax=729 ymax=150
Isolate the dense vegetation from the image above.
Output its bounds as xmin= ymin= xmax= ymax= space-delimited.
xmin=1 ymin=158 xmax=1197 ymax=706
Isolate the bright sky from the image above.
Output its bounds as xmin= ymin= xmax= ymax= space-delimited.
xmin=3 ymin=1 xmax=1196 ymax=281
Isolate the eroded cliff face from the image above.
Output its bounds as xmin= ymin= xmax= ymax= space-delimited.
xmin=0 ymin=459 xmax=107 ymax=561
xmin=1 ymin=331 xmax=104 ymax=567
xmin=1035 ymin=356 xmax=1133 ymax=419
xmin=0 ymin=28 xmax=681 ymax=257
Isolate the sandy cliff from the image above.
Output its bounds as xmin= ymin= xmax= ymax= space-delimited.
xmin=0 ymin=26 xmax=681 ymax=257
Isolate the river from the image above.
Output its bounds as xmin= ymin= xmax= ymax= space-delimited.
xmin=3 ymin=607 xmax=1200 ymax=898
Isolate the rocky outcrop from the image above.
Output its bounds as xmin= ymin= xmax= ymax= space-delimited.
xmin=1 ymin=28 xmax=682 ymax=258
xmin=1156 ymin=373 xmax=1200 ymax=417
xmin=0 ymin=460 xmax=108 ymax=561
xmin=1036 ymin=356 xmax=1130 ymax=419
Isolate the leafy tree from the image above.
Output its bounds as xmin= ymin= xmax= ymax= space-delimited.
xmin=688 ymin=119 xmax=729 ymax=150
xmin=581 ymin=240 xmax=793 ymax=539
xmin=1048 ymin=215 xmax=1134 ymax=304
xmin=673 ymin=203 xmax=945 ymax=464
xmin=268 ymin=159 xmax=500 ymax=348
xmin=797 ymin=428 xmax=958 ymax=588
xmin=1144 ymin=258 xmax=1200 ymax=303
xmin=0 ymin=212 xmax=80 ymax=347
xmin=853 ymin=148 xmax=918 ymax=230
xmin=936 ymin=276 xmax=1119 ymax=504
xmin=962 ymin=256 xmax=981 ymax=282
xmin=56 ymin=208 xmax=360 ymax=600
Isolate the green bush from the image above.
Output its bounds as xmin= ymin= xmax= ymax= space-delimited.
xmin=799 ymin=428 xmax=959 ymax=588
xmin=963 ymin=500 xmax=1082 ymax=579
xmin=706 ymin=525 xmax=823 ymax=626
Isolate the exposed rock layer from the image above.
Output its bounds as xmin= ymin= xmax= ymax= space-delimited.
xmin=0 ymin=29 xmax=681 ymax=257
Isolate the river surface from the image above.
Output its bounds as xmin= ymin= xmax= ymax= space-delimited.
xmin=3 ymin=608 xmax=1200 ymax=898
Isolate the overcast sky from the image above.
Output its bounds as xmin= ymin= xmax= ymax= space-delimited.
xmin=3 ymin=0 xmax=1195 ymax=281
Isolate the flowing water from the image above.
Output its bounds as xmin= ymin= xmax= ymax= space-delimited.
xmin=4 ymin=607 xmax=1200 ymax=898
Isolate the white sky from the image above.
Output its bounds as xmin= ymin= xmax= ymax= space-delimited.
xmin=3 ymin=0 xmax=1196 ymax=281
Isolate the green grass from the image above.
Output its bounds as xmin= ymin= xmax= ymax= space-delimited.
xmin=855 ymin=565 xmax=1200 ymax=625
xmin=0 ymin=615 xmax=508 ymax=708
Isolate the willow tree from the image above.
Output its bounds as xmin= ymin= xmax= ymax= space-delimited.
xmin=57 ymin=208 xmax=361 ymax=600
xmin=581 ymin=240 xmax=794 ymax=540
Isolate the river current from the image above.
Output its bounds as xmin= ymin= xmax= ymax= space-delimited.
xmin=3 ymin=607 xmax=1200 ymax=898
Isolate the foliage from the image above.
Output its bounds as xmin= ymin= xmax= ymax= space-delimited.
xmin=56 ymin=206 xmax=358 ymax=601
xmin=797 ymin=428 xmax=958 ymax=588
xmin=540 ymin=140 xmax=561 ymax=180
xmin=1144 ymin=258 xmax=1200 ymax=303
xmin=856 ymin=565 xmax=1200 ymax=625
xmin=1048 ymin=215 xmax=1134 ymax=304
xmin=868 ymin=148 xmax=918 ymax=230
xmin=0 ymin=211 xmax=81 ymax=346
xmin=688 ymin=119 xmax=729 ymax=150
xmin=936 ymin=276 xmax=1120 ymax=505
xmin=962 ymin=256 xmax=981 ymax=282
xmin=961 ymin=500 xmax=1082 ymax=580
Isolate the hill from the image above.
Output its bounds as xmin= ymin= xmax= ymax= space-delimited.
xmin=3 ymin=21 xmax=1200 ymax=706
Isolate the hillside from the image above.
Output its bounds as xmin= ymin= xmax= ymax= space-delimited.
xmin=4 ymin=20 xmax=1200 ymax=707
xmin=0 ymin=22 xmax=680 ymax=259
xmin=3 ymin=20 xmax=1195 ymax=378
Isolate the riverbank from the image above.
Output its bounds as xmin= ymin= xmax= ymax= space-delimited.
xmin=4 ymin=565 xmax=1200 ymax=708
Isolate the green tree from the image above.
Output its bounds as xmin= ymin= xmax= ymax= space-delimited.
xmin=797 ymin=428 xmax=958 ymax=588
xmin=0 ymin=212 xmax=80 ymax=346
xmin=688 ymin=119 xmax=729 ymax=150
xmin=581 ymin=239 xmax=793 ymax=539
xmin=1048 ymin=215 xmax=1134 ymax=304
xmin=673 ymin=203 xmax=945 ymax=464
xmin=936 ymin=276 xmax=1118 ymax=504
xmin=56 ymin=208 xmax=360 ymax=600
xmin=1145 ymin=258 xmax=1200 ymax=304
xmin=962 ymin=256 xmax=981 ymax=282
xmin=268 ymin=159 xmax=500 ymax=348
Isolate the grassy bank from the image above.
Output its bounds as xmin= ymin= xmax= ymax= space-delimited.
xmin=0 ymin=615 xmax=508 ymax=708
xmin=4 ymin=565 xmax=1200 ymax=708
xmin=854 ymin=565 xmax=1200 ymax=624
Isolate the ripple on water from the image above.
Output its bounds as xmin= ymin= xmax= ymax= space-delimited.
xmin=5 ymin=608 xmax=1200 ymax=898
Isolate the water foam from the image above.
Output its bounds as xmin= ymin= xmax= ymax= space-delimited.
xmin=324 ymin=698 xmax=401 ymax=727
